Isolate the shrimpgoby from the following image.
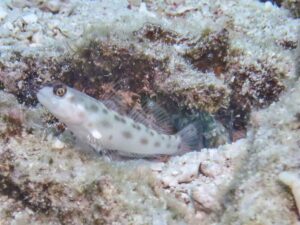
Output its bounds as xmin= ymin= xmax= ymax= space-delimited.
xmin=37 ymin=83 xmax=198 ymax=156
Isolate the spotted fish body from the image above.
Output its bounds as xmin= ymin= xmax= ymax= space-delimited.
xmin=37 ymin=84 xmax=184 ymax=156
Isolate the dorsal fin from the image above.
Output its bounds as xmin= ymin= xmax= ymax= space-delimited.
xmin=176 ymin=121 xmax=203 ymax=154
xmin=97 ymin=79 xmax=130 ymax=113
xmin=128 ymin=99 xmax=175 ymax=135
xmin=96 ymin=79 xmax=175 ymax=134
xmin=101 ymin=93 xmax=128 ymax=113
xmin=142 ymin=99 xmax=175 ymax=134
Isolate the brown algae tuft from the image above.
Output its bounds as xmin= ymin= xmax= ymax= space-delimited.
xmin=183 ymin=29 xmax=229 ymax=76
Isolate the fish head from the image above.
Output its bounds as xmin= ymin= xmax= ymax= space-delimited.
xmin=37 ymin=83 xmax=89 ymax=125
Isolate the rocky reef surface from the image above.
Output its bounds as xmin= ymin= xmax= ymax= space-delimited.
xmin=0 ymin=0 xmax=299 ymax=224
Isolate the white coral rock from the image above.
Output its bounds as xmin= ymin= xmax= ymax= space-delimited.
xmin=278 ymin=171 xmax=300 ymax=215
xmin=0 ymin=7 xmax=8 ymax=22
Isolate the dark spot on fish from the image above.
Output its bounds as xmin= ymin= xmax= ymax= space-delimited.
xmin=114 ymin=115 xmax=121 ymax=122
xmin=114 ymin=115 xmax=126 ymax=123
xmin=89 ymin=104 xmax=99 ymax=112
xmin=177 ymin=143 xmax=181 ymax=150
xmin=154 ymin=142 xmax=161 ymax=147
xmin=150 ymin=131 xmax=155 ymax=136
xmin=102 ymin=108 xmax=108 ymax=114
xmin=78 ymin=111 xmax=85 ymax=119
xmin=166 ymin=143 xmax=171 ymax=148
xmin=161 ymin=136 xmax=165 ymax=140
xmin=132 ymin=123 xmax=141 ymax=130
xmin=100 ymin=120 xmax=111 ymax=128
xmin=69 ymin=96 xmax=76 ymax=102
xmin=120 ymin=117 xmax=126 ymax=124
xmin=122 ymin=131 xmax=132 ymax=139
xmin=109 ymin=135 xmax=113 ymax=140
xmin=140 ymin=138 xmax=148 ymax=145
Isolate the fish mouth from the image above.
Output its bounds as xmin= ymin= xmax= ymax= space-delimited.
xmin=36 ymin=86 xmax=52 ymax=106
xmin=36 ymin=90 xmax=44 ymax=104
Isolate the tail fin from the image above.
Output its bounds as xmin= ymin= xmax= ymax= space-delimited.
xmin=176 ymin=122 xmax=203 ymax=154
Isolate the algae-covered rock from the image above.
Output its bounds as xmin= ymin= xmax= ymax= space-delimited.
xmin=183 ymin=29 xmax=229 ymax=76
xmin=281 ymin=0 xmax=300 ymax=18
xmin=164 ymin=72 xmax=229 ymax=114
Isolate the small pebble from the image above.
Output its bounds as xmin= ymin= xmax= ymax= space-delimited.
xmin=22 ymin=14 xmax=38 ymax=24
xmin=0 ymin=7 xmax=8 ymax=22
xmin=3 ymin=22 xmax=13 ymax=30
xmin=171 ymin=170 xmax=179 ymax=176
xmin=52 ymin=139 xmax=65 ymax=149
xmin=32 ymin=32 xmax=43 ymax=44
xmin=199 ymin=161 xmax=222 ymax=178
xmin=45 ymin=0 xmax=61 ymax=13
xmin=17 ymin=80 xmax=23 ymax=89
xmin=264 ymin=1 xmax=273 ymax=11
xmin=150 ymin=162 xmax=164 ymax=172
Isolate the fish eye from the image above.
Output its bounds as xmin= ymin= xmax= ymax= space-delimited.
xmin=53 ymin=84 xmax=67 ymax=97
